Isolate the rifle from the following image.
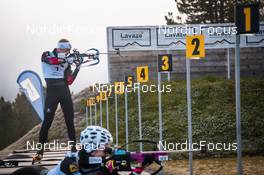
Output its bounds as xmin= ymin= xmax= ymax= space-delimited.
xmin=66 ymin=48 xmax=121 ymax=68
xmin=66 ymin=48 xmax=100 ymax=68
xmin=104 ymin=139 xmax=206 ymax=175
xmin=103 ymin=140 xmax=167 ymax=175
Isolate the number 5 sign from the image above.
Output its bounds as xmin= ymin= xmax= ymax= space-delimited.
xmin=137 ymin=66 xmax=149 ymax=83
xmin=186 ymin=35 xmax=205 ymax=59
xmin=125 ymin=75 xmax=134 ymax=87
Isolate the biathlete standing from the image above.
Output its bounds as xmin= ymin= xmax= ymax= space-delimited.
xmin=33 ymin=39 xmax=81 ymax=163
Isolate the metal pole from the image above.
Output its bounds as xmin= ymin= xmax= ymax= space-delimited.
xmin=235 ymin=31 xmax=243 ymax=175
xmin=137 ymin=83 xmax=143 ymax=151
xmin=115 ymin=93 xmax=118 ymax=146
xmin=167 ymin=72 xmax=171 ymax=81
xmin=90 ymin=105 xmax=92 ymax=125
xmin=125 ymin=87 xmax=129 ymax=151
xmin=86 ymin=106 xmax=88 ymax=127
xmin=95 ymin=103 xmax=97 ymax=125
xmin=158 ymin=72 xmax=163 ymax=143
xmin=227 ymin=48 xmax=231 ymax=80
xmin=186 ymin=58 xmax=193 ymax=175
xmin=100 ymin=100 xmax=102 ymax=127
xmin=106 ymin=98 xmax=109 ymax=130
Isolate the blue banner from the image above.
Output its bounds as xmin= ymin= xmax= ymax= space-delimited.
xmin=17 ymin=70 xmax=44 ymax=121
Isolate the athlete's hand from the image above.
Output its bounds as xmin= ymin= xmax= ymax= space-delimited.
xmin=60 ymin=157 xmax=81 ymax=175
xmin=65 ymin=57 xmax=74 ymax=64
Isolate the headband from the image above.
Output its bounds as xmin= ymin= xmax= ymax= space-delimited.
xmin=57 ymin=42 xmax=72 ymax=49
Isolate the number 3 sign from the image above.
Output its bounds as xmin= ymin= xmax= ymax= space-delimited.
xmin=186 ymin=35 xmax=205 ymax=59
xmin=158 ymin=54 xmax=172 ymax=72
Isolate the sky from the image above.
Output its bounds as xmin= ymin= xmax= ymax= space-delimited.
xmin=0 ymin=0 xmax=177 ymax=101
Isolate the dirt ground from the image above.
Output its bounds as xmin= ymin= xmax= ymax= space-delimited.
xmin=162 ymin=156 xmax=264 ymax=175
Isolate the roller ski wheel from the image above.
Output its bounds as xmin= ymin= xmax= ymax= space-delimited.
xmin=32 ymin=153 xmax=43 ymax=165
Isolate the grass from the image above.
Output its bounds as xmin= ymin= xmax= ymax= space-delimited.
xmin=78 ymin=77 xmax=264 ymax=156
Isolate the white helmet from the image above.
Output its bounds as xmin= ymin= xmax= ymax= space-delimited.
xmin=80 ymin=125 xmax=113 ymax=152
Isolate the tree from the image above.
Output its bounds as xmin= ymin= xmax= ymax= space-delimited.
xmin=12 ymin=93 xmax=40 ymax=135
xmin=0 ymin=94 xmax=40 ymax=150
xmin=166 ymin=0 xmax=264 ymax=24
xmin=0 ymin=97 xmax=15 ymax=149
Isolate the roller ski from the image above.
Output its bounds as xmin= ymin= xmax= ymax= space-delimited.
xmin=32 ymin=149 xmax=43 ymax=165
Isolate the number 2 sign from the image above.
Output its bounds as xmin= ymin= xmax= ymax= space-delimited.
xmin=186 ymin=35 xmax=205 ymax=59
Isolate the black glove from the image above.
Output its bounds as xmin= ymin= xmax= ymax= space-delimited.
xmin=60 ymin=157 xmax=80 ymax=175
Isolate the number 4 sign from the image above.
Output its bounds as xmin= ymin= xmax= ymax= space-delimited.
xmin=186 ymin=35 xmax=205 ymax=59
xmin=137 ymin=66 xmax=149 ymax=83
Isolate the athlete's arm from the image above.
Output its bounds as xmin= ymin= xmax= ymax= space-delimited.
xmin=65 ymin=65 xmax=80 ymax=85
xmin=46 ymin=163 xmax=62 ymax=175
xmin=41 ymin=51 xmax=65 ymax=65
xmin=11 ymin=166 xmax=49 ymax=175
xmin=47 ymin=157 xmax=80 ymax=175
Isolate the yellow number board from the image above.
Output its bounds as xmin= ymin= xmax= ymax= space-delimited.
xmin=136 ymin=66 xmax=149 ymax=83
xmin=88 ymin=97 xmax=96 ymax=106
xmin=236 ymin=4 xmax=259 ymax=34
xmin=125 ymin=75 xmax=134 ymax=88
xmin=158 ymin=54 xmax=172 ymax=72
xmin=86 ymin=99 xmax=91 ymax=107
xmin=186 ymin=35 xmax=205 ymax=59
xmin=114 ymin=82 xmax=125 ymax=94
xmin=100 ymin=91 xmax=107 ymax=101
xmin=96 ymin=95 xmax=100 ymax=103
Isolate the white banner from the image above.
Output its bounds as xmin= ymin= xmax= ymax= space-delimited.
xmin=20 ymin=78 xmax=40 ymax=102
xmin=17 ymin=70 xmax=44 ymax=121
xmin=241 ymin=23 xmax=264 ymax=47
xmin=107 ymin=23 xmax=264 ymax=51
xmin=111 ymin=28 xmax=151 ymax=48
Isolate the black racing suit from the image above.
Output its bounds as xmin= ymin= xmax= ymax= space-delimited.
xmin=39 ymin=48 xmax=79 ymax=148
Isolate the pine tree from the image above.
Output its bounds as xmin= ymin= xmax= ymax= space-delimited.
xmin=166 ymin=0 xmax=264 ymax=24
xmin=0 ymin=94 xmax=40 ymax=150
xmin=13 ymin=93 xmax=40 ymax=136
xmin=0 ymin=97 xmax=15 ymax=149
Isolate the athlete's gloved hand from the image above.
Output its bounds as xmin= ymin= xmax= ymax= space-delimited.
xmin=104 ymin=160 xmax=116 ymax=174
xmin=60 ymin=157 xmax=81 ymax=175
xmin=65 ymin=57 xmax=74 ymax=64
